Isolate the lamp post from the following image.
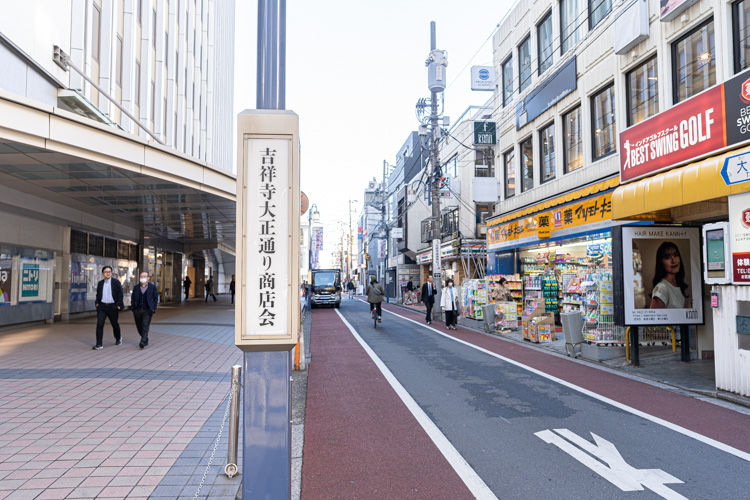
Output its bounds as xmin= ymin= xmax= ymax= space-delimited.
xmin=307 ymin=203 xmax=320 ymax=310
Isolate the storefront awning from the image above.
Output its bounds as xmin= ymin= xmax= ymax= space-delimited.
xmin=488 ymin=176 xmax=620 ymax=227
xmin=612 ymin=144 xmax=750 ymax=221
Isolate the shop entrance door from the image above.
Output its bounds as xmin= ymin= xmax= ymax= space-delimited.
xmin=187 ymin=267 xmax=196 ymax=298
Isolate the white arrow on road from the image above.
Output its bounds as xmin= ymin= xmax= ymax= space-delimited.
xmin=535 ymin=429 xmax=686 ymax=500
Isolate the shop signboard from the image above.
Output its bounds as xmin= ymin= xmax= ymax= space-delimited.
xmin=0 ymin=259 xmax=10 ymax=304
xmin=620 ymin=68 xmax=750 ymax=183
xmin=358 ymin=227 xmax=363 ymax=240
xmin=470 ymin=66 xmax=495 ymax=91
xmin=417 ymin=251 xmax=431 ymax=265
xmin=728 ymin=192 xmax=750 ymax=284
xmin=432 ymin=239 xmax=441 ymax=272
xmin=487 ymin=192 xmax=612 ymax=250
xmin=516 ymin=56 xmax=576 ymax=130
xmin=21 ymin=263 xmax=40 ymax=298
xmin=473 ymin=121 xmax=496 ymax=145
xmin=660 ymin=0 xmax=699 ymax=21
xmin=620 ymin=226 xmax=703 ymax=325
xmin=70 ymin=261 xmax=87 ymax=302
xmin=537 ymin=212 xmax=552 ymax=239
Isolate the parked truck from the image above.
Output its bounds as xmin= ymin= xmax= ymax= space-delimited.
xmin=310 ymin=269 xmax=341 ymax=308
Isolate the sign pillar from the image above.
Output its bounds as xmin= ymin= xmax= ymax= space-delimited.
xmin=236 ymin=110 xmax=300 ymax=498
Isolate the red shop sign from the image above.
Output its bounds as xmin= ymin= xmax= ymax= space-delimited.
xmin=619 ymin=86 xmax=725 ymax=182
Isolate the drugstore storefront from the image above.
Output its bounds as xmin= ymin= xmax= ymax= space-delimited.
xmin=416 ymin=239 xmax=486 ymax=287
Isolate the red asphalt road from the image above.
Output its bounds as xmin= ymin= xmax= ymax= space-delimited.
xmin=381 ymin=302 xmax=750 ymax=455
xmin=301 ymin=308 xmax=474 ymax=500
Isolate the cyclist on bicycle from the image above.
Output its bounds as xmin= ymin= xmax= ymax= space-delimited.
xmin=366 ymin=275 xmax=384 ymax=323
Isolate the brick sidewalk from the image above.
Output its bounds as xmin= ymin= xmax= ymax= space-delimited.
xmin=0 ymin=297 xmax=242 ymax=499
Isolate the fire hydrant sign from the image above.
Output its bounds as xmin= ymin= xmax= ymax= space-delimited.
xmin=235 ymin=110 xmax=300 ymax=352
xmin=729 ymin=192 xmax=750 ymax=283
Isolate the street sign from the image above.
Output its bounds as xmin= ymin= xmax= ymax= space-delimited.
xmin=473 ymin=121 xmax=496 ymax=145
xmin=235 ymin=110 xmax=300 ymax=352
xmin=470 ymin=66 xmax=495 ymax=91
xmin=720 ymin=151 xmax=750 ymax=186
xmin=391 ymin=227 xmax=403 ymax=239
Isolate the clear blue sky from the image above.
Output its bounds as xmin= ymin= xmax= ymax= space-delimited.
xmin=235 ymin=1 xmax=515 ymax=265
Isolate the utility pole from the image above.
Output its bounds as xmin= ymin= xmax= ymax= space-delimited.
xmin=381 ymin=160 xmax=390 ymax=304
xmin=426 ymin=21 xmax=447 ymax=320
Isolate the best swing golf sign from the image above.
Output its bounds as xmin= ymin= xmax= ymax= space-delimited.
xmin=235 ymin=110 xmax=301 ymax=351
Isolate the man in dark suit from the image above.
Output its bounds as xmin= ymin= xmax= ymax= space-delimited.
xmin=421 ymin=275 xmax=437 ymax=325
xmin=131 ymin=270 xmax=159 ymax=349
xmin=93 ymin=265 xmax=124 ymax=349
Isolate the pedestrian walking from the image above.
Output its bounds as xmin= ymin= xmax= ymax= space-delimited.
xmin=421 ymin=275 xmax=436 ymax=325
xmin=93 ymin=265 xmax=124 ymax=350
xmin=183 ymin=275 xmax=192 ymax=301
xmin=131 ymin=271 xmax=158 ymax=349
xmin=347 ymin=279 xmax=355 ymax=299
xmin=205 ymin=276 xmax=217 ymax=302
xmin=230 ymin=275 xmax=236 ymax=306
xmin=441 ymin=279 xmax=458 ymax=330
xmin=406 ymin=277 xmax=414 ymax=292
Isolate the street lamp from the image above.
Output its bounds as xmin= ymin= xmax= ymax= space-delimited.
xmin=307 ymin=203 xmax=320 ymax=310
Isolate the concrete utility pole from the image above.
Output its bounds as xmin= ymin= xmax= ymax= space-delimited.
xmin=427 ymin=21 xmax=447 ymax=320
xmin=381 ymin=160 xmax=390 ymax=303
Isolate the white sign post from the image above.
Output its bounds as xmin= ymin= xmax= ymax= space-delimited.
xmin=235 ymin=110 xmax=300 ymax=352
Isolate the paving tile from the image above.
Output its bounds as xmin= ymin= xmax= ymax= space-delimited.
xmin=35 ymin=488 xmax=74 ymax=499
xmin=151 ymin=484 xmax=184 ymax=497
xmin=98 ymin=486 xmax=133 ymax=498
xmin=66 ymin=486 xmax=104 ymax=498
xmin=48 ymin=476 xmax=85 ymax=489
xmin=78 ymin=476 xmax=111 ymax=488
xmin=4 ymin=489 xmax=44 ymax=500
xmin=126 ymin=485 xmax=155 ymax=497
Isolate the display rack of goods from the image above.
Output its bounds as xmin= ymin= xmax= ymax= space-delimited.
xmin=460 ymin=281 xmax=474 ymax=318
xmin=561 ymin=274 xmax=585 ymax=313
xmin=581 ymin=273 xmax=624 ymax=346
xmin=473 ymin=280 xmax=487 ymax=319
xmin=522 ymin=300 xmax=545 ymax=340
xmin=542 ymin=275 xmax=559 ymax=313
xmin=494 ymin=301 xmax=519 ymax=330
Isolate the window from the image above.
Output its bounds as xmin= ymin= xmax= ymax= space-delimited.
xmin=673 ymin=18 xmax=716 ymax=104
xmin=519 ymin=36 xmax=532 ymax=92
xmin=563 ymin=106 xmax=583 ymax=173
xmin=92 ymin=4 xmax=101 ymax=63
xmin=135 ymin=61 xmax=141 ymax=106
xmin=538 ymin=12 xmax=554 ymax=75
xmin=540 ymin=123 xmax=555 ymax=183
xmin=504 ymin=149 xmax=516 ymax=198
xmin=591 ymin=84 xmax=616 ymax=160
xmin=476 ymin=203 xmax=494 ymax=225
xmin=589 ymin=0 xmax=612 ymax=29
xmin=116 ymin=37 xmax=123 ymax=85
xmin=626 ymin=56 xmax=659 ymax=126
xmin=475 ymin=148 xmax=495 ymax=177
xmin=502 ymin=56 xmax=513 ymax=106
xmin=520 ymin=137 xmax=534 ymax=192
xmin=734 ymin=0 xmax=750 ymax=73
xmin=561 ymin=0 xmax=580 ymax=54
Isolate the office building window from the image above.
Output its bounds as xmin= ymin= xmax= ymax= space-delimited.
xmin=502 ymin=56 xmax=513 ymax=106
xmin=563 ymin=106 xmax=583 ymax=173
xmin=504 ymin=149 xmax=515 ymax=198
xmin=519 ymin=35 xmax=532 ymax=92
xmin=591 ymin=84 xmax=616 ymax=160
xmin=476 ymin=203 xmax=494 ymax=225
xmin=92 ymin=4 xmax=101 ymax=63
xmin=540 ymin=123 xmax=555 ymax=183
xmin=626 ymin=56 xmax=659 ymax=126
xmin=590 ymin=0 xmax=612 ymax=29
xmin=734 ymin=0 xmax=750 ymax=73
xmin=520 ymin=137 xmax=534 ymax=192
xmin=538 ymin=12 xmax=554 ymax=75
xmin=672 ymin=18 xmax=715 ymax=103
xmin=475 ymin=148 xmax=495 ymax=177
xmin=561 ymin=0 xmax=580 ymax=54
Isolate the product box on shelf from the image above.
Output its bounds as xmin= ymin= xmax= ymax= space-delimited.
xmin=530 ymin=313 xmax=555 ymax=343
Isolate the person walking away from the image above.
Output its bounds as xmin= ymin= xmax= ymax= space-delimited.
xmin=406 ymin=277 xmax=414 ymax=292
xmin=230 ymin=275 xmax=236 ymax=306
xmin=93 ymin=265 xmax=124 ymax=349
xmin=421 ymin=275 xmax=436 ymax=325
xmin=183 ymin=275 xmax=192 ymax=301
xmin=131 ymin=271 xmax=158 ymax=348
xmin=366 ymin=276 xmax=385 ymax=322
xmin=205 ymin=276 xmax=217 ymax=302
xmin=441 ymin=279 xmax=459 ymax=330
xmin=347 ymin=280 xmax=355 ymax=299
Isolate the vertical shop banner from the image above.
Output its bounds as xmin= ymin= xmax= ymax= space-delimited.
xmin=312 ymin=227 xmax=324 ymax=251
xmin=728 ymin=192 xmax=750 ymax=283
xmin=70 ymin=261 xmax=87 ymax=302
xmin=432 ymin=239 xmax=441 ymax=276
xmin=0 ymin=259 xmax=11 ymax=304
xmin=379 ymin=239 xmax=386 ymax=259
xmin=621 ymin=226 xmax=703 ymax=325
xmin=620 ymin=68 xmax=750 ymax=183
xmin=21 ymin=263 xmax=40 ymax=298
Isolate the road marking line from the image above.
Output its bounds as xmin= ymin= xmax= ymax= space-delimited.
xmin=536 ymin=429 xmax=686 ymax=500
xmin=334 ymin=308 xmax=498 ymax=500
xmin=367 ymin=301 xmax=750 ymax=463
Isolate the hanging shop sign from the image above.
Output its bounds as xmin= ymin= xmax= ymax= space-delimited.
xmin=432 ymin=239 xmax=441 ymax=272
xmin=312 ymin=227 xmax=324 ymax=251
xmin=417 ymin=251 xmax=431 ymax=265
xmin=487 ymin=192 xmax=612 ymax=250
xmin=728 ymin=192 xmax=750 ymax=284
xmin=470 ymin=66 xmax=496 ymax=91
xmin=516 ymin=56 xmax=577 ymax=130
xmin=620 ymin=226 xmax=703 ymax=326
xmin=21 ymin=263 xmax=40 ymax=298
xmin=473 ymin=121 xmax=496 ymax=145
xmin=620 ymin=68 xmax=750 ymax=183
xmin=391 ymin=227 xmax=404 ymax=239
xmin=660 ymin=0 xmax=699 ymax=21
xmin=358 ymin=227 xmax=363 ymax=240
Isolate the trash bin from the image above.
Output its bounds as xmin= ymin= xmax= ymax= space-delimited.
xmin=561 ymin=311 xmax=584 ymax=358
xmin=482 ymin=304 xmax=498 ymax=333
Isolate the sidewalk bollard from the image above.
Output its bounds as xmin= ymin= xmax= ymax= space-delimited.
xmin=225 ymin=365 xmax=241 ymax=477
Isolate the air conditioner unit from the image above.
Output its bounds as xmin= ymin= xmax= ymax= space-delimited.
xmin=368 ymin=181 xmax=377 ymax=189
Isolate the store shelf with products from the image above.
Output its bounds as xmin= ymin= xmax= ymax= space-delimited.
xmin=580 ymin=272 xmax=624 ymax=346
xmin=486 ymin=274 xmax=523 ymax=317
xmin=460 ymin=279 xmax=488 ymax=320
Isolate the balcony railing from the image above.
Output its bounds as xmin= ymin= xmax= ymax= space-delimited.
xmin=421 ymin=218 xmax=438 ymax=243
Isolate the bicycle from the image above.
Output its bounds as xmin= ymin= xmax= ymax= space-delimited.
xmin=372 ymin=307 xmax=378 ymax=329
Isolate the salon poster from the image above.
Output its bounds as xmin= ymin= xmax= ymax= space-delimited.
xmin=621 ymin=226 xmax=703 ymax=325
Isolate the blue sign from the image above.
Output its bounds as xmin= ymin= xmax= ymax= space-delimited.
xmin=478 ymin=68 xmax=490 ymax=81
xmin=720 ymin=151 xmax=750 ymax=186
xmin=516 ymin=56 xmax=577 ymax=130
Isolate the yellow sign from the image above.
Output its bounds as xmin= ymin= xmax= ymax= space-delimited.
xmin=488 ymin=192 xmax=613 ymax=247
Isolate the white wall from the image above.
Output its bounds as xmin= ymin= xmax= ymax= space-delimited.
xmin=712 ymin=285 xmax=750 ymax=397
